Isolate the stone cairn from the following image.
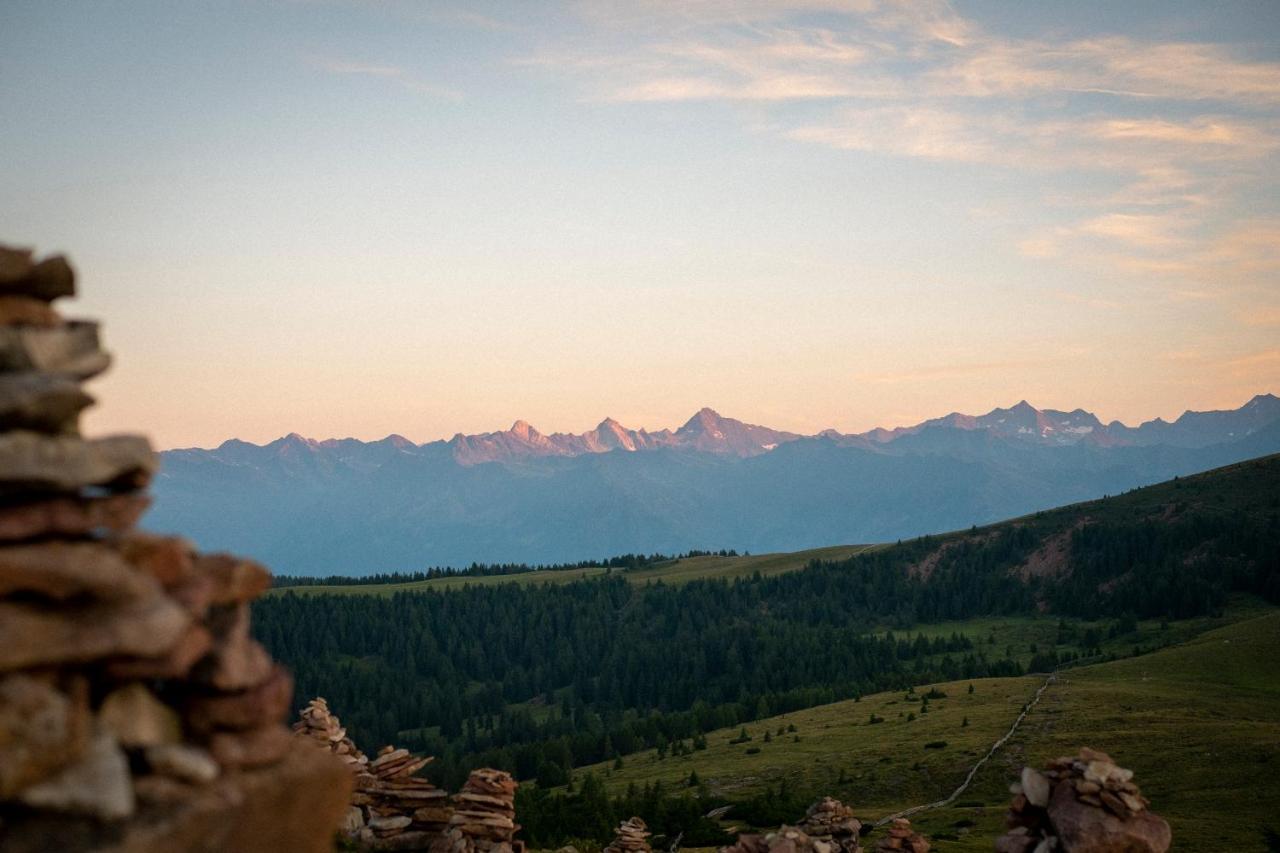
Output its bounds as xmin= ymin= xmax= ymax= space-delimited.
xmin=872 ymin=819 xmax=928 ymax=853
xmin=995 ymin=748 xmax=1170 ymax=853
xmin=799 ymin=797 xmax=863 ymax=853
xmin=722 ymin=797 xmax=866 ymax=853
xmin=0 ymin=244 xmax=352 ymax=851
xmin=604 ymin=816 xmax=652 ymax=853
xmin=294 ymin=695 xmax=370 ymax=773
xmin=437 ymin=768 xmax=522 ymax=853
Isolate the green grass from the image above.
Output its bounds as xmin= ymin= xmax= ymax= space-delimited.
xmin=570 ymin=608 xmax=1280 ymax=852
xmin=269 ymin=544 xmax=876 ymax=597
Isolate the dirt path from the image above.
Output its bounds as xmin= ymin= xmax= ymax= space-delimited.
xmin=873 ymin=672 xmax=1058 ymax=826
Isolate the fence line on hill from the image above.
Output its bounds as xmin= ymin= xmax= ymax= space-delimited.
xmin=872 ymin=671 xmax=1058 ymax=827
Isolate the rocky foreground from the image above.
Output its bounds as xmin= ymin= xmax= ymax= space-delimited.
xmin=0 ymin=245 xmax=351 ymax=850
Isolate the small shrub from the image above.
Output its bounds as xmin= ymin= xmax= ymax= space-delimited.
xmin=924 ymin=740 xmax=948 ymax=750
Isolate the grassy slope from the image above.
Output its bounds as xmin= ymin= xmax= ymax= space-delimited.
xmin=270 ymin=544 xmax=875 ymax=596
xmin=573 ymin=610 xmax=1280 ymax=852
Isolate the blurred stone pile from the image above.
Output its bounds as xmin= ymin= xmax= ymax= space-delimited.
xmin=995 ymin=748 xmax=1170 ymax=853
xmin=294 ymin=695 xmax=369 ymax=773
xmin=799 ymin=797 xmax=863 ymax=853
xmin=722 ymin=825 xmax=825 ymax=853
xmin=0 ymin=244 xmax=351 ymax=851
xmin=872 ymin=818 xmax=928 ymax=852
xmin=436 ymin=768 xmax=522 ymax=853
xmin=604 ymin=816 xmax=652 ymax=853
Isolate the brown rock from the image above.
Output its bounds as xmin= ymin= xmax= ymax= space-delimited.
xmin=0 ymin=372 xmax=92 ymax=433
xmin=207 ymin=724 xmax=294 ymax=769
xmin=0 ymin=321 xmax=108 ymax=380
xmin=0 ymin=248 xmax=75 ymax=301
xmin=0 ymin=491 xmax=148 ymax=541
xmin=0 ymin=541 xmax=159 ymax=602
xmin=0 ymin=296 xmax=61 ymax=327
xmin=105 ymin=623 xmax=213 ymax=680
xmin=113 ymin=532 xmax=194 ymax=586
xmin=191 ymin=603 xmax=274 ymax=690
xmin=0 ymin=672 xmax=90 ymax=797
xmin=98 ymin=683 xmax=182 ymax=748
xmin=144 ymin=743 xmax=220 ymax=784
xmin=192 ymin=552 xmax=272 ymax=605
xmin=0 ymin=593 xmax=190 ymax=672
xmin=17 ymin=730 xmax=134 ymax=820
xmin=1048 ymin=778 xmax=1170 ymax=853
xmin=183 ymin=665 xmax=294 ymax=732
xmin=0 ymin=432 xmax=155 ymax=494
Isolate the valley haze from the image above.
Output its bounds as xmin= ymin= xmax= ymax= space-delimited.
xmin=149 ymin=393 xmax=1280 ymax=576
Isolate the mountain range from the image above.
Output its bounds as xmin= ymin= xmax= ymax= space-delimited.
xmin=148 ymin=394 xmax=1280 ymax=575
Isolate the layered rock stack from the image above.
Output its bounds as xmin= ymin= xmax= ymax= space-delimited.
xmin=436 ymin=768 xmax=522 ymax=853
xmin=873 ymin=819 xmax=928 ymax=852
xmin=604 ymin=817 xmax=653 ymax=853
xmin=721 ymin=825 xmax=823 ymax=853
xmin=799 ymin=797 xmax=863 ymax=853
xmin=346 ymin=744 xmax=452 ymax=849
xmin=294 ymin=695 xmax=369 ymax=773
xmin=995 ymin=748 xmax=1170 ymax=853
xmin=0 ymin=244 xmax=352 ymax=851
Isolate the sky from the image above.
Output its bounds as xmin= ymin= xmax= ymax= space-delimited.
xmin=2 ymin=1 xmax=1278 ymax=449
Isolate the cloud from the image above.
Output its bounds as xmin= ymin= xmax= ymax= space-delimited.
xmin=311 ymin=56 xmax=462 ymax=100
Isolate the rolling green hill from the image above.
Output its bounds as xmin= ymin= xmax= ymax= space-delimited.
xmin=557 ymin=609 xmax=1280 ymax=851
xmin=268 ymin=544 xmax=875 ymax=596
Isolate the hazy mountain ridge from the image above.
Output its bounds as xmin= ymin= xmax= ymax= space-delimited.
xmin=150 ymin=394 xmax=1280 ymax=575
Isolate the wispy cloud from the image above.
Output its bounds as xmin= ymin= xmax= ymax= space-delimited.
xmin=310 ymin=56 xmax=462 ymax=101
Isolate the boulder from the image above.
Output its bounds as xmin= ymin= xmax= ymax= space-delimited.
xmin=1048 ymin=780 xmax=1171 ymax=853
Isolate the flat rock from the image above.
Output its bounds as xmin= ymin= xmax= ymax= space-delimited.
xmin=0 ymin=431 xmax=155 ymax=493
xmin=113 ymin=532 xmax=194 ymax=586
xmin=17 ymin=730 xmax=134 ymax=820
xmin=1048 ymin=777 xmax=1170 ymax=853
xmin=145 ymin=743 xmax=220 ymax=784
xmin=0 ymin=672 xmax=90 ymax=798
xmin=98 ymin=683 xmax=182 ymax=748
xmin=0 ymin=372 xmax=92 ymax=432
xmin=0 ymin=247 xmax=75 ymax=301
xmin=0 ymin=541 xmax=160 ymax=602
xmin=184 ymin=665 xmax=294 ymax=732
xmin=0 ymin=321 xmax=108 ymax=379
xmin=0 ymin=491 xmax=148 ymax=540
xmin=0 ymin=296 xmax=61 ymax=327
xmin=207 ymin=724 xmax=294 ymax=769
xmin=1021 ymin=766 xmax=1051 ymax=808
xmin=192 ymin=552 xmax=271 ymax=605
xmin=105 ymin=623 xmax=213 ymax=680
xmin=0 ymin=592 xmax=190 ymax=672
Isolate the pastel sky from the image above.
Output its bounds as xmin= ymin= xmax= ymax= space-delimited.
xmin=2 ymin=1 xmax=1278 ymax=449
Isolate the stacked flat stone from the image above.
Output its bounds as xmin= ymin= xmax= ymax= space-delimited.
xmin=604 ymin=817 xmax=653 ymax=853
xmin=0 ymin=244 xmax=351 ymax=852
xmin=434 ymin=768 xmax=523 ymax=853
xmin=799 ymin=797 xmax=863 ymax=853
xmin=721 ymin=825 xmax=827 ymax=853
xmin=873 ymin=819 xmax=928 ymax=852
xmin=348 ymin=744 xmax=452 ymax=850
xmin=294 ymin=695 xmax=369 ymax=772
xmin=995 ymin=748 xmax=1170 ymax=853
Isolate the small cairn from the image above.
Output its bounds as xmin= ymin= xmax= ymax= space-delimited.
xmin=350 ymin=744 xmax=452 ymax=849
xmin=436 ymin=768 xmax=523 ymax=853
xmin=722 ymin=826 xmax=823 ymax=853
xmin=799 ymin=797 xmax=863 ymax=853
xmin=873 ymin=818 xmax=928 ymax=852
xmin=605 ymin=817 xmax=653 ymax=853
xmin=294 ymin=695 xmax=369 ymax=773
xmin=995 ymin=748 xmax=1170 ymax=853
xmin=0 ymin=246 xmax=352 ymax=850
